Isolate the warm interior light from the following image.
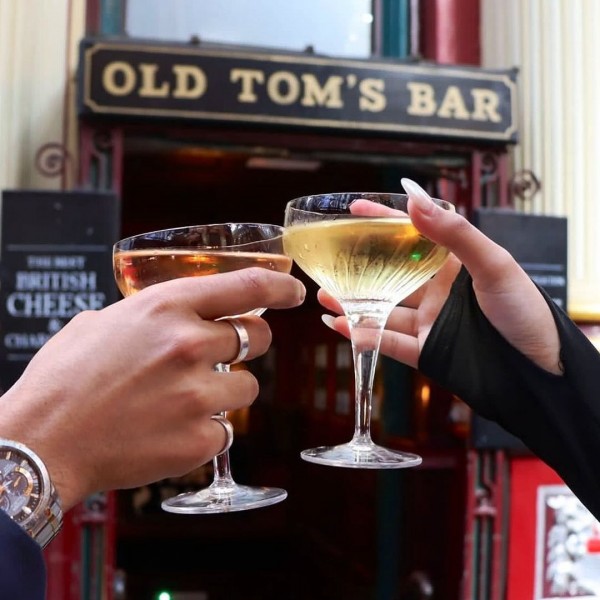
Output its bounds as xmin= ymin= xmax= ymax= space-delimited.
xmin=420 ymin=383 xmax=430 ymax=410
xmin=245 ymin=156 xmax=322 ymax=171
xmin=172 ymin=147 xmax=228 ymax=159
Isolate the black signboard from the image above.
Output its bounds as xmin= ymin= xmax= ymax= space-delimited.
xmin=470 ymin=209 xmax=568 ymax=450
xmin=0 ymin=190 xmax=120 ymax=392
xmin=78 ymin=38 xmax=518 ymax=144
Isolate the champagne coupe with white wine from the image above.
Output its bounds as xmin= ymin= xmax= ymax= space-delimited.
xmin=283 ymin=192 xmax=454 ymax=468
xmin=113 ymin=223 xmax=292 ymax=512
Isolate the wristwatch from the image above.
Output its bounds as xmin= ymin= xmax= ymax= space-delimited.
xmin=0 ymin=438 xmax=63 ymax=548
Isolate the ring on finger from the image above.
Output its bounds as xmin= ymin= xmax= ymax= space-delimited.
xmin=210 ymin=414 xmax=234 ymax=455
xmin=221 ymin=317 xmax=250 ymax=365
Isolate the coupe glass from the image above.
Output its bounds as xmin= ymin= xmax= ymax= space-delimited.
xmin=283 ymin=192 xmax=454 ymax=468
xmin=113 ymin=223 xmax=292 ymax=513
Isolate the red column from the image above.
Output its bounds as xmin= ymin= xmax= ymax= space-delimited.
xmin=420 ymin=0 xmax=481 ymax=65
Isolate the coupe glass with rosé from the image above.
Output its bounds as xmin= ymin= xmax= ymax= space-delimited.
xmin=113 ymin=223 xmax=292 ymax=513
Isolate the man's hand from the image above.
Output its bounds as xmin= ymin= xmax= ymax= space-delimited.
xmin=0 ymin=268 xmax=305 ymax=510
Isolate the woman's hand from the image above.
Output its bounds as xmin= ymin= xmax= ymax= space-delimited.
xmin=320 ymin=179 xmax=561 ymax=375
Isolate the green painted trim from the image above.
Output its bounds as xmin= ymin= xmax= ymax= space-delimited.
xmin=100 ymin=0 xmax=124 ymax=35
xmin=382 ymin=0 xmax=410 ymax=58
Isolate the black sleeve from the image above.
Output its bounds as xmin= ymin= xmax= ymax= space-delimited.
xmin=0 ymin=510 xmax=46 ymax=599
xmin=419 ymin=267 xmax=600 ymax=521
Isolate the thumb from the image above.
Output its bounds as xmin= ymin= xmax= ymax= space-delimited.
xmin=402 ymin=178 xmax=517 ymax=290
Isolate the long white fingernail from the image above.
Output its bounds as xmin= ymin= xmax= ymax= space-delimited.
xmin=321 ymin=314 xmax=336 ymax=330
xmin=401 ymin=178 xmax=434 ymax=215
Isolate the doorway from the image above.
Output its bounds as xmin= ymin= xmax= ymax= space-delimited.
xmin=114 ymin=131 xmax=468 ymax=600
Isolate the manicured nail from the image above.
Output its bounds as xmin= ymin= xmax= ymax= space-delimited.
xmin=321 ymin=314 xmax=336 ymax=330
xmin=401 ymin=178 xmax=434 ymax=215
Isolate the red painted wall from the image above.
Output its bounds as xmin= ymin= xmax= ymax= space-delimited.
xmin=506 ymin=458 xmax=577 ymax=600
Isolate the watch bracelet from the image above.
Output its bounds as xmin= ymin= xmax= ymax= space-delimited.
xmin=31 ymin=484 xmax=63 ymax=549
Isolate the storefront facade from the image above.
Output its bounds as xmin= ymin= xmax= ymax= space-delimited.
xmin=73 ymin=3 xmax=517 ymax=599
xmin=3 ymin=1 xmax=598 ymax=599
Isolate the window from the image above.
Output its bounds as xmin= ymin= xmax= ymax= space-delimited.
xmin=125 ymin=0 xmax=374 ymax=58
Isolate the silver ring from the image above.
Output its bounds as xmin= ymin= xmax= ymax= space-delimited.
xmin=222 ymin=318 xmax=250 ymax=365
xmin=211 ymin=414 xmax=234 ymax=455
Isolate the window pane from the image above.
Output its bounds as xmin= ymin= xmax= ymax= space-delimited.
xmin=125 ymin=0 xmax=373 ymax=58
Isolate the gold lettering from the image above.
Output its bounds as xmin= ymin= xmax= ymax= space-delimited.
xmin=437 ymin=85 xmax=470 ymax=120
xmin=267 ymin=71 xmax=300 ymax=105
xmin=102 ymin=61 xmax=136 ymax=97
xmin=471 ymin=88 xmax=502 ymax=122
xmin=406 ymin=82 xmax=436 ymax=116
xmin=172 ymin=65 xmax=207 ymax=99
xmin=138 ymin=64 xmax=170 ymax=98
xmin=300 ymin=74 xmax=344 ymax=108
xmin=230 ymin=69 xmax=265 ymax=103
xmin=359 ymin=78 xmax=386 ymax=112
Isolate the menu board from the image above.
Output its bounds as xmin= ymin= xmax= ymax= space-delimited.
xmin=470 ymin=208 xmax=568 ymax=450
xmin=0 ymin=190 xmax=120 ymax=391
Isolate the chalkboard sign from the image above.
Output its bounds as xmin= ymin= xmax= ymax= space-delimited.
xmin=0 ymin=190 xmax=120 ymax=392
xmin=470 ymin=209 xmax=568 ymax=450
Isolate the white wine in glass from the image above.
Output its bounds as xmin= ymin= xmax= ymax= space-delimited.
xmin=283 ymin=192 xmax=454 ymax=468
xmin=113 ymin=223 xmax=292 ymax=513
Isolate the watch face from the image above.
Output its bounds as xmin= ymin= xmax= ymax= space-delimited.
xmin=0 ymin=447 xmax=43 ymax=524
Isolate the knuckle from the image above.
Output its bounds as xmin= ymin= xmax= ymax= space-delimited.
xmin=485 ymin=245 xmax=516 ymax=277
xmin=68 ymin=309 xmax=97 ymax=327
xmin=136 ymin=285 xmax=177 ymax=317
xmin=162 ymin=328 xmax=199 ymax=363
xmin=450 ymin=213 xmax=473 ymax=237
xmin=178 ymin=387 xmax=205 ymax=415
xmin=237 ymin=267 xmax=270 ymax=295
xmin=182 ymin=421 xmax=225 ymax=465
xmin=169 ymin=418 xmax=219 ymax=468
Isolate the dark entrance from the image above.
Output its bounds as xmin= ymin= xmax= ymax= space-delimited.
xmin=86 ymin=125 xmax=478 ymax=599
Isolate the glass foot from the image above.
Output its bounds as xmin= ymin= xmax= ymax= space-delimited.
xmin=300 ymin=442 xmax=422 ymax=469
xmin=161 ymin=484 xmax=287 ymax=514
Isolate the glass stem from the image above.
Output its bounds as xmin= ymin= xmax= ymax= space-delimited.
xmin=345 ymin=310 xmax=388 ymax=449
xmin=211 ymin=363 xmax=237 ymax=494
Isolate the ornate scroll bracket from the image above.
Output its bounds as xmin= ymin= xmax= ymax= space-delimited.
xmin=35 ymin=142 xmax=73 ymax=188
xmin=510 ymin=169 xmax=542 ymax=201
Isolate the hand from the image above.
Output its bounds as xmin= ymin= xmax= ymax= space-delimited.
xmin=0 ymin=268 xmax=306 ymax=511
xmin=319 ymin=179 xmax=561 ymax=375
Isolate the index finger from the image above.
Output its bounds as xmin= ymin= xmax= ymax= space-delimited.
xmin=141 ymin=267 xmax=307 ymax=320
xmin=349 ymin=199 xmax=403 ymax=218
xmin=353 ymin=185 xmax=525 ymax=294
xmin=401 ymin=178 xmax=524 ymax=293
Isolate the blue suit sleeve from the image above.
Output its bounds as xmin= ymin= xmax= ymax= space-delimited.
xmin=0 ymin=510 xmax=46 ymax=599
